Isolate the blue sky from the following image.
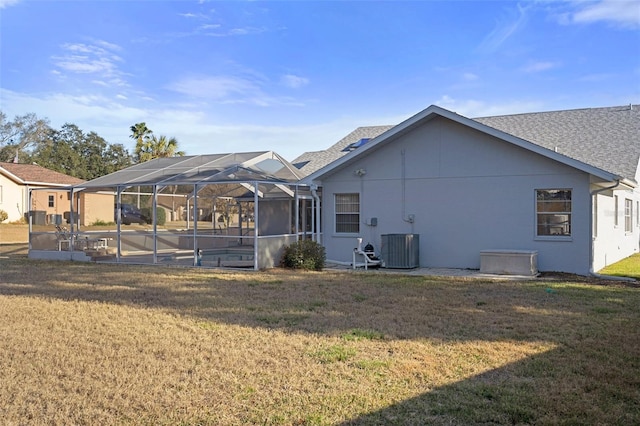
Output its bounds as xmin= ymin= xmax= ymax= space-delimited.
xmin=1 ymin=0 xmax=639 ymax=161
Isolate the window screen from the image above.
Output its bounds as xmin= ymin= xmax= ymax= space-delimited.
xmin=335 ymin=193 xmax=359 ymax=233
xmin=536 ymin=189 xmax=571 ymax=236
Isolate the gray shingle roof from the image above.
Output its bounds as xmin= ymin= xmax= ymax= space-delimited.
xmin=292 ymin=125 xmax=393 ymax=176
xmin=299 ymin=104 xmax=639 ymax=185
xmin=473 ymin=104 xmax=640 ymax=183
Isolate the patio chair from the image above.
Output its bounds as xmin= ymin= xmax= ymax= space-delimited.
xmin=55 ymin=224 xmax=72 ymax=250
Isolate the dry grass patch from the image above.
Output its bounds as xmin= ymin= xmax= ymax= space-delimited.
xmin=0 ymin=258 xmax=639 ymax=425
xmin=0 ymin=224 xmax=28 ymax=243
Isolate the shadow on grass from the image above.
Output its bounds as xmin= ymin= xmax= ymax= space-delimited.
xmin=1 ymin=258 xmax=639 ymax=423
xmin=340 ymin=340 xmax=640 ymax=425
xmin=0 ymin=243 xmax=28 ymax=257
xmin=0 ymin=257 xmax=638 ymax=341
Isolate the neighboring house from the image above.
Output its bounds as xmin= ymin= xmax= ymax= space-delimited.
xmin=302 ymin=104 xmax=640 ymax=275
xmin=0 ymin=162 xmax=114 ymax=226
xmin=0 ymin=162 xmax=83 ymax=224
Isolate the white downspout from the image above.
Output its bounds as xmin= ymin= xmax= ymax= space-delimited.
xmin=153 ymin=184 xmax=159 ymax=265
xmin=254 ymin=181 xmax=259 ymax=271
xmin=192 ymin=184 xmax=199 ymax=266
xmin=116 ymin=187 xmax=122 ymax=261
xmin=27 ymin=187 xmax=32 ymax=251
xmin=311 ymin=184 xmax=321 ymax=244
xmin=589 ymin=180 xmax=636 ymax=282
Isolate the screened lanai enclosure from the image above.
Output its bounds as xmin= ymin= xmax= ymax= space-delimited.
xmin=28 ymin=152 xmax=320 ymax=270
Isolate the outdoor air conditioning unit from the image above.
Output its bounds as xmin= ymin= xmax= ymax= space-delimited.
xmin=381 ymin=234 xmax=420 ymax=269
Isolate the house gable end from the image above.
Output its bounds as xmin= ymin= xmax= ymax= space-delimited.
xmin=304 ymin=105 xmax=633 ymax=188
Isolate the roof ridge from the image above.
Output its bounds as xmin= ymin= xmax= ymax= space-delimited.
xmin=473 ymin=104 xmax=639 ymax=120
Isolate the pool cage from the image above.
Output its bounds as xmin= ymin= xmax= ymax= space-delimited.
xmin=28 ymin=152 xmax=321 ymax=270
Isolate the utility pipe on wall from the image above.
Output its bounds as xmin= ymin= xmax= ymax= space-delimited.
xmin=401 ymin=149 xmax=415 ymax=228
xmin=311 ymin=184 xmax=321 ymax=244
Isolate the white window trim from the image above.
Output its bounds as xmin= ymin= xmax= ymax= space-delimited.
xmin=624 ymin=198 xmax=633 ymax=234
xmin=334 ymin=193 xmax=360 ymax=235
xmin=534 ymin=188 xmax=573 ymax=241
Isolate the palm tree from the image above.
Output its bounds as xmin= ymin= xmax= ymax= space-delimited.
xmin=136 ymin=134 xmax=185 ymax=163
xmin=129 ymin=122 xmax=153 ymax=163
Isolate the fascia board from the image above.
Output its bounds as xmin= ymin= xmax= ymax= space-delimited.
xmin=22 ymin=181 xmax=75 ymax=188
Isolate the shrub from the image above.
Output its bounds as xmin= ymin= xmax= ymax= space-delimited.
xmin=0 ymin=210 xmax=7 ymax=223
xmin=140 ymin=208 xmax=166 ymax=226
xmin=156 ymin=208 xmax=166 ymax=226
xmin=90 ymin=220 xmax=115 ymax=226
xmin=281 ymin=239 xmax=326 ymax=271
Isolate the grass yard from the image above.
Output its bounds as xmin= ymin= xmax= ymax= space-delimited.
xmin=0 ymin=251 xmax=639 ymax=425
xmin=0 ymin=224 xmax=29 ymax=243
xmin=600 ymin=253 xmax=640 ymax=281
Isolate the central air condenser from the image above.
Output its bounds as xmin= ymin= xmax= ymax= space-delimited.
xmin=381 ymin=234 xmax=420 ymax=269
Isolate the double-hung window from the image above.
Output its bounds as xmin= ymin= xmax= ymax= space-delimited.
xmin=335 ymin=193 xmax=360 ymax=233
xmin=625 ymin=199 xmax=633 ymax=233
xmin=536 ymin=189 xmax=571 ymax=237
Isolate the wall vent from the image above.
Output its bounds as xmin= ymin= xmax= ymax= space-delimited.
xmin=381 ymin=234 xmax=420 ymax=269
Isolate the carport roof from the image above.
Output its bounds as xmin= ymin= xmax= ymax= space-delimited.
xmin=74 ymin=151 xmax=306 ymax=190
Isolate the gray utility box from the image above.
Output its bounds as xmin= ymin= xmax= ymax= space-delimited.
xmin=381 ymin=234 xmax=420 ymax=269
xmin=480 ymin=250 xmax=538 ymax=276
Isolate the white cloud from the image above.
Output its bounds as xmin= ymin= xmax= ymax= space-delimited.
xmin=0 ymin=0 xmax=20 ymax=9
xmin=168 ymin=75 xmax=260 ymax=100
xmin=521 ymin=61 xmax=559 ymax=73
xmin=94 ymin=40 xmax=123 ymax=52
xmin=0 ymin=88 xmax=318 ymax=160
xmin=477 ymin=3 xmax=532 ymax=53
xmin=462 ymin=72 xmax=479 ymax=81
xmin=1 ymin=89 xmax=147 ymax=146
xmin=281 ymin=74 xmax=309 ymax=89
xmin=55 ymin=55 xmax=115 ymax=74
xmin=578 ymin=72 xmax=614 ymax=82
xmin=167 ymin=73 xmax=306 ymax=107
xmin=199 ymin=24 xmax=221 ymax=30
xmin=433 ymin=95 xmax=545 ymax=118
xmin=227 ymin=27 xmax=266 ymax=36
xmin=51 ymin=41 xmax=127 ymax=87
xmin=570 ymin=0 xmax=640 ymax=29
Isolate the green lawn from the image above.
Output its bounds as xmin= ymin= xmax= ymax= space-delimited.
xmin=599 ymin=253 xmax=640 ymax=281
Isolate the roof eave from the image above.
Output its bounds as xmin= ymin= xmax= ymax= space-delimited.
xmin=0 ymin=167 xmax=26 ymax=185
